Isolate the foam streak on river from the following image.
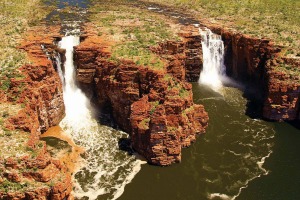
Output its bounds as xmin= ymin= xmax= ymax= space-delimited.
xmin=118 ymin=84 xmax=276 ymax=200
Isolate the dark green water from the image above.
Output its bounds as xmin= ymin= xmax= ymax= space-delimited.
xmin=44 ymin=1 xmax=300 ymax=199
xmin=118 ymin=83 xmax=300 ymax=200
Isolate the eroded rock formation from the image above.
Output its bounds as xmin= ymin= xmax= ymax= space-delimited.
xmin=209 ymin=25 xmax=300 ymax=121
xmin=0 ymin=26 xmax=72 ymax=199
xmin=135 ymin=1 xmax=300 ymax=122
xmin=74 ymin=29 xmax=208 ymax=166
xmin=263 ymin=58 xmax=300 ymax=120
xmin=180 ymin=25 xmax=300 ymax=122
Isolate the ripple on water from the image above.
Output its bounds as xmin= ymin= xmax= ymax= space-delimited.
xmin=196 ymin=85 xmax=275 ymax=199
xmin=58 ymin=35 xmax=146 ymax=200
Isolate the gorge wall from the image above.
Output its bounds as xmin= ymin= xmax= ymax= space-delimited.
xmin=179 ymin=25 xmax=300 ymax=122
xmin=0 ymin=27 xmax=72 ymax=199
xmin=74 ymin=31 xmax=208 ymax=166
xmin=210 ymin=26 xmax=300 ymax=122
xmin=135 ymin=0 xmax=300 ymax=122
xmin=74 ymin=22 xmax=299 ymax=165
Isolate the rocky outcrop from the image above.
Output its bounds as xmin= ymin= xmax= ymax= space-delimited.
xmin=263 ymin=58 xmax=300 ymax=121
xmin=15 ymin=28 xmax=65 ymax=134
xmin=151 ymin=28 xmax=203 ymax=82
xmin=0 ymin=26 xmax=72 ymax=199
xmin=180 ymin=28 xmax=203 ymax=82
xmin=75 ymin=31 xmax=208 ymax=166
xmin=208 ymin=25 xmax=300 ymax=121
xmin=0 ymin=143 xmax=72 ymax=200
xmin=179 ymin=25 xmax=300 ymax=122
xmin=135 ymin=1 xmax=300 ymax=122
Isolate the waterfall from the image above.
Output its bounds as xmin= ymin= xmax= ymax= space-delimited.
xmin=199 ymin=28 xmax=225 ymax=90
xmin=56 ymin=36 xmax=145 ymax=200
xmin=55 ymin=53 xmax=64 ymax=86
xmin=58 ymin=36 xmax=94 ymax=135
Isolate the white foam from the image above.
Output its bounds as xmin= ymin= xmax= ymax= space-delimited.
xmin=208 ymin=193 xmax=231 ymax=200
xmin=112 ymin=160 xmax=147 ymax=200
xmin=199 ymin=28 xmax=226 ymax=91
xmin=227 ymin=150 xmax=242 ymax=156
xmin=257 ymin=151 xmax=272 ymax=175
xmin=57 ymin=36 xmax=143 ymax=200
xmin=148 ymin=7 xmax=159 ymax=10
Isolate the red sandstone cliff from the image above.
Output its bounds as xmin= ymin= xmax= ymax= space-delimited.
xmin=208 ymin=25 xmax=299 ymax=121
xmin=74 ymin=29 xmax=208 ymax=166
xmin=263 ymin=58 xmax=300 ymax=121
xmin=0 ymin=26 xmax=72 ymax=199
xmin=179 ymin=25 xmax=300 ymax=122
xmin=135 ymin=1 xmax=300 ymax=122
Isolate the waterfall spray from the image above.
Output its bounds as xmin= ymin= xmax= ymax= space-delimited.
xmin=56 ymin=36 xmax=145 ymax=200
xmin=199 ymin=28 xmax=225 ymax=90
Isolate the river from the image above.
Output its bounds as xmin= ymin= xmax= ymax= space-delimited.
xmin=119 ymin=83 xmax=300 ymax=200
xmin=42 ymin=0 xmax=300 ymax=199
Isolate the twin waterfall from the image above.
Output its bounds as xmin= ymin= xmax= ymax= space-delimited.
xmin=57 ymin=36 xmax=144 ymax=200
xmin=199 ymin=28 xmax=225 ymax=90
xmin=55 ymin=28 xmax=225 ymax=199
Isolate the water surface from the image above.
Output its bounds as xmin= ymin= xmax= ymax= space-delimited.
xmin=119 ymin=83 xmax=300 ymax=200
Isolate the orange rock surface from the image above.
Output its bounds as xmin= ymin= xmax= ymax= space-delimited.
xmin=74 ymin=26 xmax=209 ymax=166
xmin=0 ymin=26 xmax=72 ymax=199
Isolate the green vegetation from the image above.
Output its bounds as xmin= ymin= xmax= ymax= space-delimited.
xmin=273 ymin=63 xmax=300 ymax=83
xmin=0 ymin=1 xmax=54 ymax=194
xmin=89 ymin=2 xmax=181 ymax=70
xmin=167 ymin=126 xmax=177 ymax=132
xmin=0 ymin=102 xmax=36 ymax=159
xmin=0 ymin=179 xmax=28 ymax=193
xmin=150 ymin=101 xmax=160 ymax=115
xmin=145 ymin=0 xmax=300 ymax=57
xmin=0 ymin=177 xmax=50 ymax=193
xmin=139 ymin=118 xmax=150 ymax=129
xmin=183 ymin=105 xmax=195 ymax=114
xmin=166 ymin=77 xmax=190 ymax=98
xmin=0 ymin=0 xmax=49 ymax=93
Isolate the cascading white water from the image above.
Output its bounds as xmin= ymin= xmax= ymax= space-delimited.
xmin=57 ymin=36 xmax=145 ymax=200
xmin=199 ymin=28 xmax=225 ymax=90
xmin=58 ymin=36 xmax=95 ymax=136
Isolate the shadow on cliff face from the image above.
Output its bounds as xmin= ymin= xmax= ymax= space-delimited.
xmin=118 ymin=138 xmax=135 ymax=155
xmin=288 ymin=121 xmax=300 ymax=130
xmin=90 ymin=99 xmax=136 ymax=154
xmin=91 ymin=100 xmax=118 ymax=129
xmin=243 ymin=85 xmax=265 ymax=119
xmin=243 ymin=85 xmax=300 ymax=130
xmin=222 ymin=77 xmax=264 ymax=120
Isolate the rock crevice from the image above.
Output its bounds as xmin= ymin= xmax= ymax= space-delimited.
xmin=74 ymin=31 xmax=209 ymax=166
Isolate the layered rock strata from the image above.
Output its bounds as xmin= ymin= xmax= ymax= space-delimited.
xmin=207 ymin=25 xmax=300 ymax=121
xmin=75 ymin=32 xmax=209 ymax=166
xmin=176 ymin=25 xmax=300 ymax=122
xmin=263 ymin=58 xmax=300 ymax=121
xmin=151 ymin=28 xmax=203 ymax=82
xmin=136 ymin=1 xmax=300 ymax=122
xmin=0 ymin=26 xmax=72 ymax=199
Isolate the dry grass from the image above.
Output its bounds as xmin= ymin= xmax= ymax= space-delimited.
xmin=143 ymin=0 xmax=300 ymax=57
xmin=0 ymin=0 xmax=54 ymax=194
xmin=0 ymin=0 xmax=49 ymax=92
xmin=89 ymin=2 xmax=181 ymax=70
